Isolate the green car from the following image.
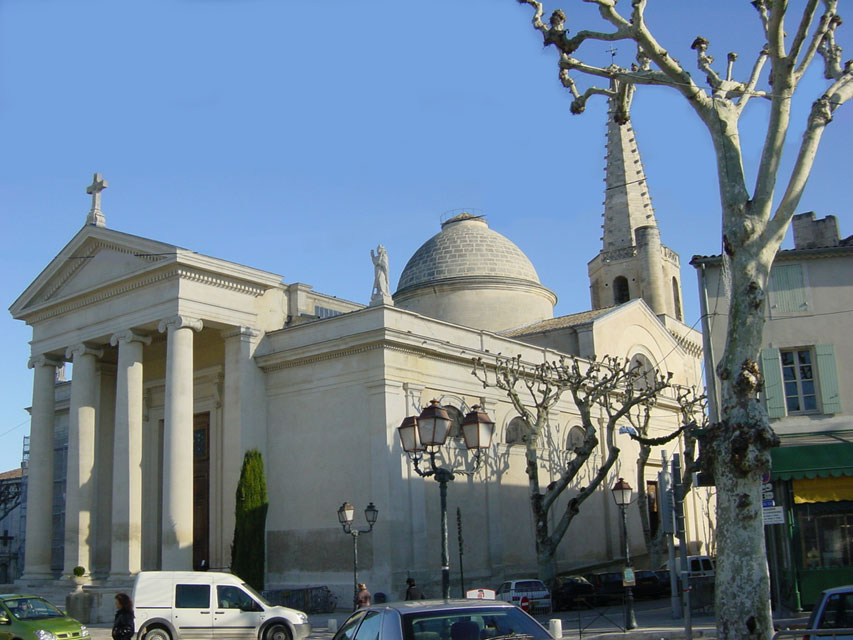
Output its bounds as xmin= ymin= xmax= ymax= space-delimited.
xmin=0 ymin=595 xmax=89 ymax=640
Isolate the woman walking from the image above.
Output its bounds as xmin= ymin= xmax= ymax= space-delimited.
xmin=112 ymin=593 xmax=135 ymax=640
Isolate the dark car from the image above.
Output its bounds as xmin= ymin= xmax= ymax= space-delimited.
xmin=332 ymin=599 xmax=553 ymax=640
xmin=633 ymin=570 xmax=666 ymax=599
xmin=552 ymin=576 xmax=596 ymax=610
xmin=585 ymin=572 xmax=625 ymax=604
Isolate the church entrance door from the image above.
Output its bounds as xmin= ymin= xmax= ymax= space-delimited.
xmin=193 ymin=412 xmax=210 ymax=570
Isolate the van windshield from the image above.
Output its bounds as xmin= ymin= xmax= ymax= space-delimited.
xmin=241 ymin=583 xmax=270 ymax=607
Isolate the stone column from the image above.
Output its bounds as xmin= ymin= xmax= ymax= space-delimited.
xmin=64 ymin=343 xmax=104 ymax=577
xmin=109 ymin=330 xmax=151 ymax=577
xmin=22 ymin=355 xmax=63 ymax=579
xmin=158 ymin=315 xmax=203 ymax=569
xmin=218 ymin=326 xmax=262 ymax=568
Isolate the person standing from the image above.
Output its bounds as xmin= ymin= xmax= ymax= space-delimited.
xmin=112 ymin=593 xmax=135 ymax=640
xmin=405 ymin=578 xmax=423 ymax=600
xmin=355 ymin=583 xmax=371 ymax=609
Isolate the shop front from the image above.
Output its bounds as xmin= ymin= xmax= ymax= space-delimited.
xmin=769 ymin=442 xmax=853 ymax=610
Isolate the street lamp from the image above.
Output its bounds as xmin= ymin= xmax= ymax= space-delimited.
xmin=398 ymin=400 xmax=494 ymax=599
xmin=337 ymin=501 xmax=379 ymax=610
xmin=611 ymin=477 xmax=638 ymax=630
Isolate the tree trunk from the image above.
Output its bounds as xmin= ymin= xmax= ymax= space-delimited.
xmin=711 ymin=247 xmax=779 ymax=640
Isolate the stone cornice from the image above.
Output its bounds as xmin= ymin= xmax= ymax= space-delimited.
xmin=667 ymin=330 xmax=703 ymax=358
xmin=258 ymin=339 xmax=474 ymax=373
xmin=19 ymin=267 xmax=270 ymax=324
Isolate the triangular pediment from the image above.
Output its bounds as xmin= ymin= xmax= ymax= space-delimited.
xmin=10 ymin=226 xmax=181 ymax=319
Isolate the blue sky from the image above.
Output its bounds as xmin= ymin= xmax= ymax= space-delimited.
xmin=1 ymin=1 xmax=850 ymax=474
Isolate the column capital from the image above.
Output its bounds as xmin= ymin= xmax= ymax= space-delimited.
xmin=158 ymin=315 xmax=203 ymax=334
xmin=220 ymin=326 xmax=260 ymax=341
xmin=65 ymin=343 xmax=104 ymax=361
xmin=110 ymin=330 xmax=153 ymax=347
xmin=28 ymin=355 xmax=64 ymax=370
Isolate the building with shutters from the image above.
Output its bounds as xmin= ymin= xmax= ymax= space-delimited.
xmin=691 ymin=212 xmax=853 ymax=610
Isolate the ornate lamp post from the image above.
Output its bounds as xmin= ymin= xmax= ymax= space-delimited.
xmin=612 ymin=477 xmax=638 ymax=630
xmin=398 ymin=400 xmax=494 ymax=599
xmin=337 ymin=501 xmax=379 ymax=610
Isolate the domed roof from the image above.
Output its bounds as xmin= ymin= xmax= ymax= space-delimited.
xmin=396 ymin=213 xmax=543 ymax=293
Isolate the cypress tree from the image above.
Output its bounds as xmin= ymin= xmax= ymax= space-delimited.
xmin=231 ymin=449 xmax=268 ymax=591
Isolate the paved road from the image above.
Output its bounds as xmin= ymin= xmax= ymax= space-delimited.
xmin=84 ymin=597 xmax=804 ymax=640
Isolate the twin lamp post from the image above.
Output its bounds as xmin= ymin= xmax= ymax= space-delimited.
xmin=336 ymin=400 xmax=494 ymax=606
xmin=398 ymin=400 xmax=495 ymax=599
xmin=339 ymin=402 xmax=638 ymax=624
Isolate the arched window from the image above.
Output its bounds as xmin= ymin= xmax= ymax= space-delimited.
xmin=506 ymin=417 xmax=531 ymax=446
xmin=672 ymin=277 xmax=683 ymax=321
xmin=629 ymin=353 xmax=656 ymax=390
xmin=444 ymin=405 xmax=463 ymax=438
xmin=614 ymin=276 xmax=630 ymax=304
xmin=566 ymin=426 xmax=586 ymax=452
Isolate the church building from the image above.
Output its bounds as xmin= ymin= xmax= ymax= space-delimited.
xmin=9 ymin=110 xmax=707 ymax=619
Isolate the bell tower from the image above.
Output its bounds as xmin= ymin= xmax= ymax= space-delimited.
xmin=587 ymin=102 xmax=684 ymax=321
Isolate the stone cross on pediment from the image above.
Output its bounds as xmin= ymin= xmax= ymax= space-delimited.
xmin=86 ymin=172 xmax=108 ymax=227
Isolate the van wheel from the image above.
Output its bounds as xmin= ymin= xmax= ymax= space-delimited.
xmin=143 ymin=627 xmax=171 ymax=640
xmin=264 ymin=623 xmax=291 ymax=640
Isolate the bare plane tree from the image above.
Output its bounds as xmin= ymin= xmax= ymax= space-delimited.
xmin=512 ymin=1 xmax=851 ymax=638
xmin=634 ymin=385 xmax=706 ymax=569
xmin=473 ymin=353 xmax=674 ymax=586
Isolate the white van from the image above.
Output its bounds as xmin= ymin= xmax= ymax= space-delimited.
xmin=132 ymin=571 xmax=311 ymax=640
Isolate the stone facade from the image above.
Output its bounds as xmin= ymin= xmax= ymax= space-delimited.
xmin=10 ymin=113 xmax=709 ymax=619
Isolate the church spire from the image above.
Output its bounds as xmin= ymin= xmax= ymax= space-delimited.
xmin=587 ymin=104 xmax=685 ymax=321
xmin=601 ymin=103 xmax=657 ymax=251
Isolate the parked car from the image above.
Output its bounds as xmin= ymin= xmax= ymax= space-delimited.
xmin=654 ymin=570 xmax=673 ymax=597
xmin=662 ymin=555 xmax=715 ymax=579
xmin=495 ymin=580 xmax=551 ymax=614
xmin=585 ymin=572 xmax=625 ymax=604
xmin=805 ymin=584 xmax=853 ymax=640
xmin=133 ymin=571 xmax=311 ymax=640
xmin=0 ymin=594 xmax=89 ymax=640
xmin=633 ymin=570 xmax=668 ymax=599
xmin=332 ymin=599 xmax=553 ymax=640
xmin=551 ymin=576 xmax=596 ymax=610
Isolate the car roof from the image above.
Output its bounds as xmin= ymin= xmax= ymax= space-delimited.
xmin=363 ymin=599 xmax=521 ymax=613
xmin=821 ymin=585 xmax=853 ymax=596
xmin=0 ymin=594 xmax=42 ymax=599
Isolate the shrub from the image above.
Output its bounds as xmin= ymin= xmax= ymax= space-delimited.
xmin=231 ymin=449 xmax=268 ymax=591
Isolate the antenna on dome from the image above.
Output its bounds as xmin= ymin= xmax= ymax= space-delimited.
xmin=440 ymin=208 xmax=486 ymax=227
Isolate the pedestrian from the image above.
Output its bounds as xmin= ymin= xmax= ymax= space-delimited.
xmin=355 ymin=583 xmax=371 ymax=609
xmin=112 ymin=593 xmax=135 ymax=640
xmin=405 ymin=578 xmax=423 ymax=600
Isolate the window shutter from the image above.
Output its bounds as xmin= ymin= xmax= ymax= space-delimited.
xmin=815 ymin=344 xmax=842 ymax=414
xmin=761 ymin=347 xmax=786 ymax=419
xmin=769 ymin=264 xmax=807 ymax=312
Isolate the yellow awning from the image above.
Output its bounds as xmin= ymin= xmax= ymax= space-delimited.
xmin=793 ymin=476 xmax=853 ymax=504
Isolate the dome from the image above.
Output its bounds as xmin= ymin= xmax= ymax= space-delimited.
xmin=394 ymin=213 xmax=556 ymax=332
xmin=397 ymin=213 xmax=542 ymax=291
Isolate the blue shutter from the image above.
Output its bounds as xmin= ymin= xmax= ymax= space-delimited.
xmin=815 ymin=344 xmax=842 ymax=414
xmin=761 ymin=347 xmax=786 ymax=419
xmin=769 ymin=264 xmax=807 ymax=313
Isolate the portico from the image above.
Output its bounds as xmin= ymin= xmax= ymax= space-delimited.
xmin=10 ymin=193 xmax=286 ymax=580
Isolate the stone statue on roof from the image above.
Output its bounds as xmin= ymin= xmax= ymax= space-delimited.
xmin=370 ymin=245 xmax=393 ymax=307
